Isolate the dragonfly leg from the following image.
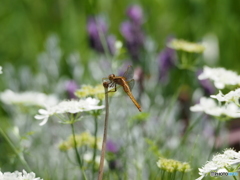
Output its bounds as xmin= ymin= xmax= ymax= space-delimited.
xmin=107 ymin=84 xmax=117 ymax=93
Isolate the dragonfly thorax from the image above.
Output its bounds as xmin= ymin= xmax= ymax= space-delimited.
xmin=108 ymin=74 xmax=116 ymax=81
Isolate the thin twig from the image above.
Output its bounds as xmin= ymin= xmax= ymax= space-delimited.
xmin=98 ymin=82 xmax=110 ymax=180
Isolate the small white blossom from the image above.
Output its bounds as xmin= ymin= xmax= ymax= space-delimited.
xmin=167 ymin=39 xmax=205 ymax=53
xmin=0 ymin=66 xmax=2 ymax=74
xmin=0 ymin=169 xmax=43 ymax=180
xmin=190 ymin=97 xmax=240 ymax=118
xmin=198 ymin=66 xmax=240 ymax=89
xmin=83 ymin=152 xmax=108 ymax=170
xmin=35 ymin=97 xmax=104 ymax=125
xmin=0 ymin=89 xmax=58 ymax=107
xmin=196 ymin=149 xmax=240 ymax=180
xmin=211 ymin=89 xmax=240 ymax=106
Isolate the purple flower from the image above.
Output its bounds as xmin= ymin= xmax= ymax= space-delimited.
xmin=65 ymin=80 xmax=78 ymax=99
xmin=106 ymin=140 xmax=119 ymax=153
xmin=158 ymin=47 xmax=176 ymax=83
xmin=120 ymin=21 xmax=144 ymax=62
xmin=127 ymin=5 xmax=143 ymax=25
xmin=87 ymin=17 xmax=107 ymax=38
xmin=87 ymin=16 xmax=115 ymax=55
xmin=197 ymin=70 xmax=215 ymax=95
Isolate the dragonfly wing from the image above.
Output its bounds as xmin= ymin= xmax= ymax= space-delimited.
xmin=127 ymin=79 xmax=135 ymax=91
xmin=123 ymin=66 xmax=134 ymax=81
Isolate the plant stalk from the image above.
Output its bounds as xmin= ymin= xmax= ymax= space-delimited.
xmin=98 ymin=83 xmax=110 ymax=180
xmin=71 ymin=123 xmax=87 ymax=180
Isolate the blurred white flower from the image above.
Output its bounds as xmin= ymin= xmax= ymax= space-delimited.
xmin=35 ymin=97 xmax=104 ymax=125
xmin=0 ymin=169 xmax=43 ymax=180
xmin=196 ymin=149 xmax=240 ymax=180
xmin=202 ymin=34 xmax=219 ymax=65
xmin=198 ymin=66 xmax=240 ymax=89
xmin=0 ymin=89 xmax=58 ymax=107
xmin=167 ymin=39 xmax=205 ymax=53
xmin=0 ymin=66 xmax=2 ymax=74
xmin=83 ymin=152 xmax=106 ymax=166
xmin=190 ymin=97 xmax=240 ymax=118
xmin=211 ymin=89 xmax=240 ymax=106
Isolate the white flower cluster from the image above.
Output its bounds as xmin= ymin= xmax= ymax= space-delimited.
xmin=0 ymin=89 xmax=58 ymax=107
xmin=191 ymin=66 xmax=240 ymax=119
xmin=0 ymin=169 xmax=43 ymax=180
xmin=35 ymin=97 xmax=104 ymax=125
xmin=198 ymin=66 xmax=240 ymax=89
xmin=196 ymin=149 xmax=240 ymax=180
xmin=190 ymin=97 xmax=240 ymax=118
xmin=0 ymin=66 xmax=2 ymax=74
xmin=211 ymin=89 xmax=240 ymax=105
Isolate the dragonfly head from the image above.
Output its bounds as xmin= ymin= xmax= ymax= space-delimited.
xmin=108 ymin=74 xmax=115 ymax=81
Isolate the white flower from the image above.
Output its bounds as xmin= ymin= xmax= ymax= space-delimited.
xmin=35 ymin=97 xmax=104 ymax=125
xmin=0 ymin=66 xmax=2 ymax=74
xmin=202 ymin=34 xmax=219 ymax=65
xmin=0 ymin=169 xmax=43 ymax=180
xmin=196 ymin=149 xmax=240 ymax=180
xmin=190 ymin=97 xmax=240 ymax=118
xmin=83 ymin=152 xmax=108 ymax=170
xmin=167 ymin=39 xmax=205 ymax=53
xmin=211 ymin=89 xmax=240 ymax=105
xmin=0 ymin=89 xmax=58 ymax=107
xmin=198 ymin=66 xmax=240 ymax=89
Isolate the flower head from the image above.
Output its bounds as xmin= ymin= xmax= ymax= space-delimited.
xmin=87 ymin=16 xmax=116 ymax=55
xmin=158 ymin=37 xmax=177 ymax=83
xmin=121 ymin=5 xmax=145 ymax=63
xmin=190 ymin=97 xmax=240 ymax=119
xmin=156 ymin=157 xmax=191 ymax=173
xmin=83 ymin=152 xmax=108 ymax=170
xmin=106 ymin=140 xmax=119 ymax=153
xmin=75 ymin=84 xmax=105 ymax=100
xmin=34 ymin=97 xmax=104 ymax=125
xmin=0 ymin=169 xmax=43 ymax=180
xmin=0 ymin=66 xmax=2 ymax=74
xmin=59 ymin=131 xmax=102 ymax=151
xmin=211 ymin=89 xmax=240 ymax=106
xmin=126 ymin=5 xmax=143 ymax=25
xmin=0 ymin=89 xmax=58 ymax=107
xmin=198 ymin=66 xmax=240 ymax=89
xmin=197 ymin=69 xmax=215 ymax=95
xmin=65 ymin=80 xmax=78 ymax=99
xmin=168 ymin=39 xmax=205 ymax=53
xmin=196 ymin=149 xmax=240 ymax=180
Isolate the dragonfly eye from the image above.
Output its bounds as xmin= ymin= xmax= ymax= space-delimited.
xmin=109 ymin=74 xmax=115 ymax=80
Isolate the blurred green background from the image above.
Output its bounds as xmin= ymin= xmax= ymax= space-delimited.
xmin=1 ymin=0 xmax=240 ymax=70
xmin=1 ymin=1 xmax=240 ymax=179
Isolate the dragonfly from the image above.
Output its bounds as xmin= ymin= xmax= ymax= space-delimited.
xmin=103 ymin=66 xmax=142 ymax=112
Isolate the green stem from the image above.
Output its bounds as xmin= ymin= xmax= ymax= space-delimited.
xmin=208 ymin=120 xmax=221 ymax=160
xmin=70 ymin=123 xmax=88 ymax=180
xmin=0 ymin=127 xmax=31 ymax=172
xmin=98 ymin=84 xmax=109 ymax=180
xmin=174 ymin=114 xmax=202 ymax=156
xmin=180 ymin=172 xmax=185 ymax=180
xmin=233 ymin=175 xmax=237 ymax=180
xmin=161 ymin=170 xmax=165 ymax=179
xmin=92 ymin=114 xmax=98 ymax=175
xmin=172 ymin=171 xmax=176 ymax=180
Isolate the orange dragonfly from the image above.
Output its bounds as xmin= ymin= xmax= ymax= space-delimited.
xmin=103 ymin=66 xmax=142 ymax=112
